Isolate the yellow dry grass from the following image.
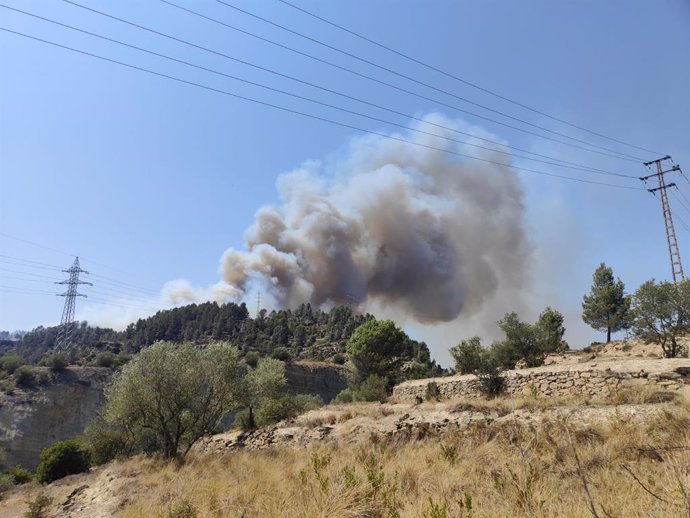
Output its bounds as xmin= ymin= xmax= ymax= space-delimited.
xmin=115 ymin=391 xmax=690 ymax=518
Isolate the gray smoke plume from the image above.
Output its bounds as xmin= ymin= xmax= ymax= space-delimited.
xmin=218 ymin=114 xmax=532 ymax=323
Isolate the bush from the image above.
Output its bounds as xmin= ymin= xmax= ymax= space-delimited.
xmin=6 ymin=465 xmax=33 ymax=484
xmin=331 ymin=353 xmax=346 ymax=365
xmin=270 ymin=347 xmax=291 ymax=362
xmin=44 ymin=353 xmax=68 ymax=372
xmin=23 ymin=492 xmax=53 ymax=518
xmin=425 ymin=381 xmax=441 ymax=401
xmin=94 ymin=352 xmax=116 ymax=368
xmin=334 ymin=375 xmax=388 ymax=404
xmin=14 ymin=366 xmax=36 ymax=387
xmin=36 ymin=440 xmax=91 ymax=484
xmin=83 ymin=420 xmax=130 ymax=465
xmin=234 ymin=408 xmax=256 ymax=431
xmin=476 ymin=358 xmax=505 ymax=398
xmin=244 ymin=351 xmax=260 ymax=368
xmin=0 ymin=354 xmax=24 ymax=374
xmin=0 ymin=473 xmax=14 ymax=494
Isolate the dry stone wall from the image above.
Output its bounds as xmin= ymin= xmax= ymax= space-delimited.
xmin=392 ymin=359 xmax=690 ymax=402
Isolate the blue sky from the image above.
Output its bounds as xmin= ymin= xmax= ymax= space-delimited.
xmin=1 ymin=0 xmax=689 ymax=365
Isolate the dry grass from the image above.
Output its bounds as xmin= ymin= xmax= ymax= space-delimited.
xmin=111 ymin=393 xmax=690 ymax=518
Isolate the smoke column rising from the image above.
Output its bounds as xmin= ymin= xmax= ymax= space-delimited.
xmin=218 ymin=114 xmax=532 ymax=322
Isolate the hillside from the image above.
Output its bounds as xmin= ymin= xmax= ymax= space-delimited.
xmin=1 ymin=346 xmax=688 ymax=517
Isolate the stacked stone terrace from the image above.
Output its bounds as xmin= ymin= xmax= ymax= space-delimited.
xmin=392 ymin=358 xmax=690 ymax=401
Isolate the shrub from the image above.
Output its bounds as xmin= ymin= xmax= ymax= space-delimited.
xmin=476 ymin=358 xmax=505 ymax=398
xmin=425 ymin=381 xmax=441 ymax=401
xmin=331 ymin=353 xmax=346 ymax=365
xmin=44 ymin=353 xmax=68 ymax=372
xmin=0 ymin=473 xmax=14 ymax=494
xmin=6 ymin=465 xmax=33 ymax=484
xmin=334 ymin=375 xmax=388 ymax=404
xmin=14 ymin=366 xmax=36 ymax=388
xmin=244 ymin=351 xmax=260 ymax=368
xmin=23 ymin=492 xmax=53 ymax=518
xmin=83 ymin=420 xmax=130 ymax=465
xmin=36 ymin=439 xmax=91 ymax=484
xmin=271 ymin=347 xmax=291 ymax=362
xmin=234 ymin=408 xmax=256 ymax=431
xmin=94 ymin=352 xmax=116 ymax=368
xmin=167 ymin=498 xmax=198 ymax=518
xmin=0 ymin=354 xmax=24 ymax=374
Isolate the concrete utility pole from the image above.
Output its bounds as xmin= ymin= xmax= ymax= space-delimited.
xmin=55 ymin=256 xmax=92 ymax=350
xmin=641 ymin=156 xmax=685 ymax=283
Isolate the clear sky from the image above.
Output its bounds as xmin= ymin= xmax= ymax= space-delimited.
xmin=1 ymin=0 xmax=689 ymax=366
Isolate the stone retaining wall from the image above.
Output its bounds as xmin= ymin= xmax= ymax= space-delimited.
xmin=392 ymin=359 xmax=690 ymax=402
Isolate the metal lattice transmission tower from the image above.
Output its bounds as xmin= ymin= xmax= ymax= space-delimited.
xmin=641 ymin=156 xmax=685 ymax=283
xmin=55 ymin=256 xmax=92 ymax=350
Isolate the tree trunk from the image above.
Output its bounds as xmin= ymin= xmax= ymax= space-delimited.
xmin=606 ymin=327 xmax=611 ymax=343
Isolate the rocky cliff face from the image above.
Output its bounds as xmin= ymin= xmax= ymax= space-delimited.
xmin=0 ymin=367 xmax=112 ymax=471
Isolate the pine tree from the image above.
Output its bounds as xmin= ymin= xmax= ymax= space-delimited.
xmin=582 ymin=263 xmax=631 ymax=343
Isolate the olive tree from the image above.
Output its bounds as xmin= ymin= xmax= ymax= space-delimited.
xmin=103 ymin=341 xmax=243 ymax=458
xmin=631 ymin=279 xmax=690 ymax=358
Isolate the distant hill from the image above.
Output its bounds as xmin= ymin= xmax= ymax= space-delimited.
xmin=12 ymin=302 xmax=441 ymax=377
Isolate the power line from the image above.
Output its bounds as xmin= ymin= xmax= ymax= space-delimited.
xmin=63 ymin=0 xmax=640 ymax=163
xmin=213 ymin=0 xmax=644 ymax=161
xmin=0 ymin=27 xmax=645 ymax=192
xmin=277 ymin=0 xmax=662 ymax=157
xmin=3 ymin=4 xmax=637 ymax=181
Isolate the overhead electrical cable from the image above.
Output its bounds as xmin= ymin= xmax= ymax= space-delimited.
xmin=277 ymin=0 xmax=662 ymax=157
xmin=61 ymin=0 xmax=640 ymax=163
xmin=212 ymin=0 xmax=644 ymax=161
xmin=0 ymin=27 xmax=645 ymax=192
xmin=1 ymin=4 xmax=638 ymax=180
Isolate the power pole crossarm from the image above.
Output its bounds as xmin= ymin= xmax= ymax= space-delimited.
xmin=642 ymin=156 xmax=685 ymax=283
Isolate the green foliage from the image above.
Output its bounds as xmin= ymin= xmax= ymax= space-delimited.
xmin=244 ymin=351 xmax=260 ymax=368
xmin=233 ymin=408 xmax=256 ymax=432
xmin=582 ymin=263 xmax=631 ymax=342
xmin=166 ymin=498 xmax=198 ymax=518
xmin=425 ymin=381 xmax=441 ymax=401
xmin=0 ymin=473 xmax=14 ymax=494
xmin=535 ymin=307 xmax=569 ymax=354
xmin=331 ymin=353 xmax=346 ymax=365
xmin=346 ymin=320 xmax=414 ymax=383
xmin=23 ymin=492 xmax=53 ymax=518
xmin=94 ymin=351 xmax=116 ymax=368
xmin=83 ymin=418 xmax=130 ymax=465
xmin=43 ymin=353 xmax=68 ymax=372
xmin=6 ymin=465 xmax=33 ymax=485
xmin=475 ymin=356 xmax=505 ymax=398
xmin=0 ymin=354 xmax=25 ymax=374
xmin=14 ymin=366 xmax=36 ymax=387
xmin=103 ymin=341 xmax=244 ymax=458
xmin=36 ymin=439 xmax=91 ymax=484
xmin=491 ymin=308 xmax=567 ymax=369
xmin=450 ymin=336 xmax=484 ymax=374
xmin=270 ymin=346 xmax=291 ymax=362
xmin=334 ymin=374 xmax=389 ymax=403
xmin=631 ymin=279 xmax=690 ymax=358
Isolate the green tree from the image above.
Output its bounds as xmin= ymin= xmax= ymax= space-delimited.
xmin=491 ymin=313 xmax=542 ymax=369
xmin=535 ymin=307 xmax=569 ymax=354
xmin=582 ymin=263 xmax=631 ymax=343
xmin=103 ymin=341 xmax=244 ymax=458
xmin=449 ymin=336 xmax=484 ymax=374
xmin=631 ymin=279 xmax=690 ymax=358
xmin=346 ymin=320 xmax=411 ymax=383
